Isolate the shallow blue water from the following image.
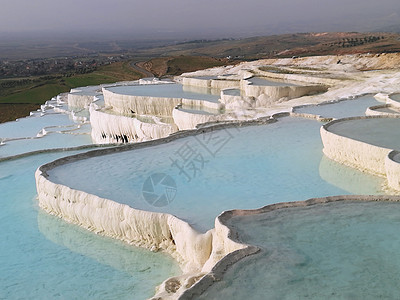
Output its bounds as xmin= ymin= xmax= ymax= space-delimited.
xmin=0 ymin=113 xmax=78 ymax=139
xmin=1 ymin=86 xmax=395 ymax=299
xmin=222 ymin=89 xmax=241 ymax=96
xmin=0 ymin=98 xmax=181 ymax=299
xmin=0 ymin=100 xmax=93 ymax=158
xmin=48 ymin=117 xmax=386 ymax=232
xmin=198 ymin=201 xmax=400 ymax=299
xmin=106 ymin=83 xmax=221 ymax=102
xmin=391 ymin=93 xmax=400 ymax=102
xmin=294 ymin=95 xmax=380 ymax=118
xmin=328 ymin=117 xmax=400 ymax=150
xmin=179 ymin=104 xmax=222 ymax=115
xmin=0 ymin=152 xmax=180 ymax=300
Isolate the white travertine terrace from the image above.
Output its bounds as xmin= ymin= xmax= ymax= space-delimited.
xmin=172 ymin=108 xmax=222 ymax=130
xmin=99 ymin=76 xmax=325 ymax=142
xmin=366 ymin=93 xmax=400 ymax=116
xmin=38 ymin=53 xmax=400 ymax=298
xmin=103 ymin=87 xmax=182 ymax=116
xmin=90 ymin=105 xmax=178 ymax=143
xmin=239 ymin=78 xmax=326 ymax=100
xmin=35 ymin=126 xmax=259 ymax=299
xmin=182 ymin=75 xmax=327 ymax=107
xmin=255 ymin=68 xmax=342 ymax=85
xmin=67 ymin=92 xmax=96 ymax=109
xmin=321 ymin=116 xmax=400 ymax=191
xmin=181 ymin=77 xmax=240 ymax=90
xmin=386 ymin=151 xmax=400 ymax=191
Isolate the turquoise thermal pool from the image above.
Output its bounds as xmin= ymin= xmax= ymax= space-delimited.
xmin=4 ymin=67 xmax=400 ymax=299
xmin=327 ymin=117 xmax=400 ymax=150
xmin=222 ymin=89 xmax=241 ymax=96
xmin=105 ymin=83 xmax=221 ymax=103
xmin=0 ymin=131 xmax=92 ymax=158
xmin=372 ymin=106 xmax=400 ymax=114
xmin=47 ymin=117 xmax=386 ymax=232
xmin=391 ymin=93 xmax=400 ymax=102
xmin=178 ymin=104 xmax=223 ymax=115
xmin=0 ymin=113 xmax=81 ymax=139
xmin=0 ymin=100 xmax=93 ymax=158
xmin=197 ymin=200 xmax=400 ymax=299
xmin=0 ymin=152 xmax=180 ymax=300
xmin=293 ymin=95 xmax=381 ymax=119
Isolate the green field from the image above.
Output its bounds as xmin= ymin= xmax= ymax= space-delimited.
xmin=0 ymin=61 xmax=143 ymax=104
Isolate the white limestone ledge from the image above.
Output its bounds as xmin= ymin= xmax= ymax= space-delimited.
xmin=90 ymin=105 xmax=178 ymax=144
xmin=35 ymin=157 xmax=244 ymax=299
xmin=254 ymin=67 xmax=341 ymax=86
xmin=387 ymin=94 xmax=400 ymax=108
xmin=240 ymin=78 xmax=327 ymax=101
xmin=103 ymin=87 xmax=222 ymax=117
xmin=35 ymin=120 xmax=277 ymax=299
xmin=68 ymin=93 xmax=96 ymax=109
xmin=321 ymin=116 xmax=400 ymax=191
xmin=366 ymin=93 xmax=400 ymax=117
xmin=172 ymin=107 xmax=226 ymax=130
xmin=181 ymin=77 xmax=240 ymax=90
xmin=366 ymin=104 xmax=400 ymax=117
xmin=181 ymin=98 xmax=222 ymax=111
xmin=386 ymin=151 xmax=400 ymax=191
xmin=373 ymin=93 xmax=390 ymax=103
xmin=103 ymin=87 xmax=182 ymax=116
xmin=290 ymin=111 xmax=333 ymax=122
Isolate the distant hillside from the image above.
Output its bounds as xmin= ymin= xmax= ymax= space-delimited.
xmin=2 ymin=31 xmax=400 ymax=110
xmin=136 ymin=32 xmax=400 ymax=76
xmin=136 ymin=56 xmax=230 ymax=77
xmin=139 ymin=32 xmax=400 ymax=60
xmin=2 ymin=32 xmax=400 ymax=62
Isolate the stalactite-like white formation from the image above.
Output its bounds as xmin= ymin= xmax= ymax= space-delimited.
xmin=68 ymin=93 xmax=96 ymax=109
xmin=103 ymin=88 xmax=182 ymax=116
xmin=172 ymin=108 xmax=221 ymax=130
xmin=35 ymin=155 xmax=246 ymax=298
xmin=90 ymin=105 xmax=178 ymax=143
xmin=34 ymin=53 xmax=400 ymax=298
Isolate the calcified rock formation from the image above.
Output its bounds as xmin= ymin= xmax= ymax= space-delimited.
xmin=103 ymin=87 xmax=182 ymax=116
xmin=38 ymin=53 xmax=400 ymax=298
xmin=181 ymin=76 xmax=240 ymax=90
xmin=35 ymin=127 xmax=256 ymax=299
xmin=182 ymin=75 xmax=327 ymax=109
xmin=321 ymin=116 xmax=400 ymax=191
xmin=90 ymin=104 xmax=178 ymax=143
xmin=67 ymin=93 xmax=96 ymax=109
xmin=87 ymin=54 xmax=400 ymax=146
xmin=240 ymin=78 xmax=326 ymax=102
xmin=366 ymin=93 xmax=400 ymax=117
xmin=88 ymin=65 xmax=328 ymax=144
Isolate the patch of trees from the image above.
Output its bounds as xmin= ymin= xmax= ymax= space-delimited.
xmin=327 ymin=36 xmax=385 ymax=48
xmin=0 ymin=55 xmax=124 ymax=79
xmin=0 ymin=75 xmax=65 ymax=96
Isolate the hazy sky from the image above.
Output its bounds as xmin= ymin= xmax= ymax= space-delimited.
xmin=1 ymin=0 xmax=400 ymax=38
